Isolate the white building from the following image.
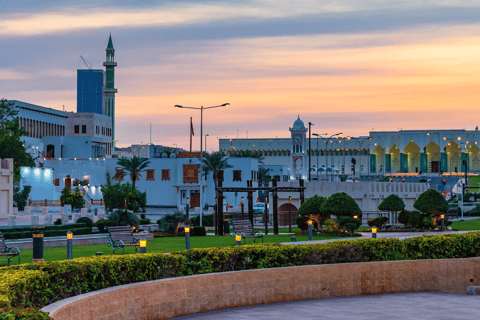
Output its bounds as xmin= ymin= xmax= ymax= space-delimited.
xmin=41 ymin=154 xmax=260 ymax=209
xmin=0 ymin=159 xmax=14 ymax=219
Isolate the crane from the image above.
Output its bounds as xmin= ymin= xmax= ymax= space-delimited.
xmin=80 ymin=55 xmax=92 ymax=69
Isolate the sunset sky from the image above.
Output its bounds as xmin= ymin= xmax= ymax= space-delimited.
xmin=2 ymin=0 xmax=480 ymax=151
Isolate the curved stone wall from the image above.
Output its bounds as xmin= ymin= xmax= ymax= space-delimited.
xmin=43 ymin=257 xmax=480 ymax=320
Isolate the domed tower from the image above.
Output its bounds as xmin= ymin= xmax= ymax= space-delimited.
xmin=289 ymin=116 xmax=308 ymax=180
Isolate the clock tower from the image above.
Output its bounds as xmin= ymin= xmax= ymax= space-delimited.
xmin=289 ymin=116 xmax=308 ymax=180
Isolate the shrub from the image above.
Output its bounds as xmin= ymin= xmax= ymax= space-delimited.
xmin=0 ymin=307 xmax=49 ymax=319
xmin=139 ymin=218 xmax=151 ymax=225
xmin=108 ymin=209 xmax=140 ymax=227
xmin=408 ymin=211 xmax=422 ymax=228
xmin=298 ymin=195 xmax=328 ymax=229
xmin=100 ymin=181 xmax=146 ymax=212
xmin=191 ymin=226 xmax=207 ymax=236
xmin=60 ymin=187 xmax=84 ymax=210
xmin=295 ymin=215 xmax=309 ymax=231
xmin=190 ymin=214 xmax=214 ymax=227
xmin=323 ymin=219 xmax=340 ymax=234
xmin=398 ymin=210 xmax=410 ymax=225
xmin=157 ymin=212 xmax=185 ymax=235
xmin=54 ymin=218 xmax=62 ymax=226
xmin=367 ymin=217 xmax=388 ymax=229
xmin=76 ymin=217 xmax=93 ymax=228
xmin=13 ymin=185 xmax=31 ymax=211
xmin=96 ymin=219 xmax=117 ymax=233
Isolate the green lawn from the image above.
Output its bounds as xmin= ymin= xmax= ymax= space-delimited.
xmin=1 ymin=233 xmax=353 ymax=266
xmin=468 ymin=176 xmax=480 ymax=190
xmin=451 ymin=218 xmax=480 ymax=231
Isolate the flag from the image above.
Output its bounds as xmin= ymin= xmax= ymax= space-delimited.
xmin=190 ymin=118 xmax=194 ymax=136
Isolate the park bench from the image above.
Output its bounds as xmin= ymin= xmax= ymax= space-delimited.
xmin=106 ymin=226 xmax=140 ymax=254
xmin=231 ymin=220 xmax=263 ymax=244
xmin=0 ymin=232 xmax=20 ymax=265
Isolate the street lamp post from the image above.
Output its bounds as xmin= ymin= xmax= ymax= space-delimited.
xmin=322 ymin=133 xmax=343 ymax=181
xmin=308 ymin=122 xmax=313 ymax=182
xmin=174 ymin=103 xmax=230 ymax=227
xmin=312 ymin=133 xmax=328 ymax=181
xmin=205 ymin=134 xmax=209 ymax=153
xmin=347 ymin=137 xmax=372 ymax=177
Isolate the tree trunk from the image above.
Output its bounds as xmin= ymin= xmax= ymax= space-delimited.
xmin=131 ymin=173 xmax=136 ymax=189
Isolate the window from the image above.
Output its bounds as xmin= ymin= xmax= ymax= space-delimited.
xmin=161 ymin=169 xmax=170 ymax=180
xmin=74 ymin=125 xmax=79 ymax=134
xmin=147 ymin=170 xmax=155 ymax=181
xmin=233 ymin=170 xmax=242 ymax=182
xmin=115 ymin=169 xmax=124 ymax=181
xmin=183 ymin=165 xmax=198 ymax=183
xmin=82 ymin=125 xmax=86 ymax=133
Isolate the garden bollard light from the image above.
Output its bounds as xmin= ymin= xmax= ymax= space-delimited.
xmin=372 ymin=227 xmax=377 ymax=239
xmin=67 ymin=231 xmax=73 ymax=260
xmin=291 ymin=236 xmax=296 ymax=242
xmin=186 ymin=198 xmax=190 ymax=220
xmin=308 ymin=219 xmax=313 ymax=241
xmin=185 ymin=227 xmax=191 ymax=249
xmin=441 ymin=214 xmax=445 ymax=231
xmin=235 ymin=234 xmax=242 ymax=246
xmin=32 ymin=226 xmax=45 ymax=263
xmin=140 ymin=238 xmax=147 ymax=253
xmin=241 ymin=197 xmax=244 ymax=220
xmin=353 ymin=215 xmax=358 ymax=234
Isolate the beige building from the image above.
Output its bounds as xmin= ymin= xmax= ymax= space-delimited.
xmin=0 ymin=159 xmax=14 ymax=219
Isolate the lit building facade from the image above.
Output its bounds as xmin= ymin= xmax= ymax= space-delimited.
xmin=220 ymin=117 xmax=480 ymax=177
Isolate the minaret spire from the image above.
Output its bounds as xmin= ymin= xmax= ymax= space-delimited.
xmin=103 ymin=34 xmax=118 ymax=151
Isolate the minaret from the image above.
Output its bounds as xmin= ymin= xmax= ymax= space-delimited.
xmin=103 ymin=34 xmax=118 ymax=144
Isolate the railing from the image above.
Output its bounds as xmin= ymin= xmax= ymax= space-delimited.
xmin=28 ymin=200 xmax=61 ymax=207
xmin=81 ymin=188 xmax=104 ymax=206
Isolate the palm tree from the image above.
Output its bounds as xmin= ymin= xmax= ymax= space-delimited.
xmin=258 ymin=166 xmax=272 ymax=186
xmin=202 ymin=152 xmax=232 ymax=187
xmin=229 ymin=149 xmax=265 ymax=164
xmin=116 ymin=156 xmax=151 ymax=189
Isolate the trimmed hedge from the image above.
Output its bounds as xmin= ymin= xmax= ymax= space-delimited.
xmin=0 ymin=223 xmax=87 ymax=234
xmin=0 ymin=307 xmax=49 ymax=320
xmin=2 ymin=232 xmax=480 ymax=318
xmin=2 ymin=227 xmax=92 ymax=240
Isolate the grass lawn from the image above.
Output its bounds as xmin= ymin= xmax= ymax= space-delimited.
xmin=207 ymin=227 xmax=302 ymax=234
xmin=451 ymin=218 xmax=480 ymax=231
xmin=468 ymin=176 xmax=480 ymax=190
xmin=1 ymin=233 xmax=355 ymax=266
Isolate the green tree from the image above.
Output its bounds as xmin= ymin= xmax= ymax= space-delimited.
xmin=298 ymin=195 xmax=328 ymax=230
xmin=100 ymin=181 xmax=146 ymax=212
xmin=202 ymin=152 xmax=233 ymax=187
xmin=258 ymin=166 xmax=272 ymax=186
xmin=13 ymin=185 xmax=31 ymax=210
xmin=413 ymin=189 xmax=448 ymax=215
xmin=116 ymin=155 xmax=151 ymax=189
xmin=157 ymin=212 xmax=185 ymax=236
xmin=320 ymin=192 xmax=361 ymax=218
xmin=60 ymin=187 xmax=85 ymax=210
xmin=378 ymin=194 xmax=405 ymax=222
xmin=0 ymin=99 xmax=35 ymax=180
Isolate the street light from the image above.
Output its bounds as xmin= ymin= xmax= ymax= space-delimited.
xmin=321 ymin=133 xmax=343 ymax=181
xmin=174 ymin=103 xmax=230 ymax=227
xmin=347 ymin=137 xmax=372 ymax=177
xmin=312 ymin=133 xmax=328 ymax=181
xmin=205 ymin=134 xmax=209 ymax=153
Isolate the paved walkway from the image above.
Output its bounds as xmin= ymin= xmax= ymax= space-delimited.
xmin=175 ymin=292 xmax=480 ymax=319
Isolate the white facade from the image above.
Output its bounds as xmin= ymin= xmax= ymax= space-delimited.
xmin=0 ymin=159 xmax=14 ymax=218
xmin=41 ymin=156 xmax=260 ymax=209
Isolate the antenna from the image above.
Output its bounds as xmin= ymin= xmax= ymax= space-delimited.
xmin=80 ymin=55 xmax=92 ymax=69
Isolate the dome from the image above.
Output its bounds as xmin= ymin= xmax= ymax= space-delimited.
xmin=292 ymin=116 xmax=305 ymax=129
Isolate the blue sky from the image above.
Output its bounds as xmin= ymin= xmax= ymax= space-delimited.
xmin=2 ymin=0 xmax=480 ymax=149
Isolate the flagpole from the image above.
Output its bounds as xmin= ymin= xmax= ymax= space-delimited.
xmin=190 ymin=117 xmax=193 ymax=152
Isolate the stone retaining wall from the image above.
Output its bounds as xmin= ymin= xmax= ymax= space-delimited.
xmin=43 ymin=257 xmax=480 ymax=320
